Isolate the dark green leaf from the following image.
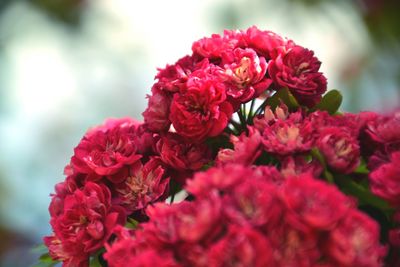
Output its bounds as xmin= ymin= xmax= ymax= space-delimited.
xmin=354 ymin=159 xmax=369 ymax=174
xmin=265 ymin=87 xmax=299 ymax=111
xmin=32 ymin=253 xmax=59 ymax=267
xmin=125 ymin=217 xmax=139 ymax=229
xmin=310 ymin=147 xmax=327 ymax=169
xmin=335 ymin=175 xmax=394 ymax=212
xmin=312 ymin=89 xmax=342 ymax=114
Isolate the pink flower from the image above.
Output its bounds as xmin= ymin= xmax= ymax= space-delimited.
xmin=186 ymin=164 xmax=252 ymax=197
xmin=220 ymin=48 xmax=270 ymax=102
xmin=143 ymin=87 xmax=172 ymax=132
xmin=369 ymin=151 xmax=400 ymax=206
xmin=169 ymin=73 xmax=233 ymax=141
xmin=245 ymin=26 xmax=286 ymax=59
xmin=45 ymin=182 xmax=125 ymax=266
xmin=326 ymin=210 xmax=386 ymax=267
xmin=268 ymin=45 xmax=327 ymax=107
xmin=207 ymin=225 xmax=273 ymax=267
xmin=192 ymin=33 xmax=237 ymax=60
xmin=155 ymin=55 xmax=200 ymax=93
xmin=261 ymin=110 xmax=314 ymax=156
xmin=216 ymin=126 xmax=262 ymax=166
xmin=366 ymin=111 xmax=400 ymax=157
xmin=280 ymin=155 xmax=323 ymax=178
xmin=71 ymin=119 xmax=142 ymax=179
xmin=113 ymin=158 xmax=169 ymax=213
xmin=157 ymin=132 xmax=211 ymax=171
xmin=223 ymin=178 xmax=283 ymax=228
xmin=104 ymin=226 xmax=181 ymax=267
xmin=317 ymin=127 xmax=360 ymax=174
xmin=143 ymin=197 xmax=222 ymax=245
xmin=281 ymin=176 xmax=350 ymax=231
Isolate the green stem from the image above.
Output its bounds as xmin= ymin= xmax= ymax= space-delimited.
xmin=254 ymin=98 xmax=269 ymax=116
xmin=335 ymin=175 xmax=393 ymax=212
xmin=229 ymin=119 xmax=242 ymax=132
xmin=170 ymin=192 xmax=176 ymax=204
xmin=247 ymin=99 xmax=256 ymax=124
xmin=237 ymin=109 xmax=247 ymax=131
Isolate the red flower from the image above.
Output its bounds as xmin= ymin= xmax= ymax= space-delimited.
xmin=169 ymin=73 xmax=233 ymax=141
xmin=104 ymin=226 xmax=181 ymax=267
xmin=71 ymin=118 xmax=142 ymax=179
xmin=245 ymin=26 xmax=286 ymax=59
xmin=281 ymin=176 xmax=350 ymax=231
xmin=220 ymin=48 xmax=270 ymax=102
xmin=326 ymin=210 xmax=386 ymax=267
xmin=216 ymin=126 xmax=262 ymax=166
xmin=261 ymin=110 xmax=314 ymax=156
xmin=207 ymin=225 xmax=273 ymax=267
xmin=157 ymin=132 xmax=211 ymax=171
xmin=366 ymin=111 xmax=400 ymax=157
xmin=142 ymin=197 xmax=222 ymax=246
xmin=186 ymin=164 xmax=251 ymax=197
xmin=369 ymin=151 xmax=400 ymax=206
xmin=45 ymin=182 xmax=125 ymax=266
xmin=155 ymin=55 xmax=200 ymax=93
xmin=268 ymin=45 xmax=327 ymax=107
xmin=280 ymin=155 xmax=323 ymax=178
xmin=317 ymin=127 xmax=360 ymax=174
xmin=223 ymin=178 xmax=283 ymax=228
xmin=142 ymin=86 xmax=172 ymax=132
xmin=192 ymin=33 xmax=237 ymax=60
xmin=113 ymin=158 xmax=169 ymax=213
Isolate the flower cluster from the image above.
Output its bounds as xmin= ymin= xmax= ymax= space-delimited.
xmin=41 ymin=27 xmax=400 ymax=267
xmin=143 ymin=26 xmax=327 ymax=142
xmin=105 ymin=165 xmax=385 ymax=267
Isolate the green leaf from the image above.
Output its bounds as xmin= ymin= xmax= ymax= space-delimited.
xmin=89 ymin=248 xmax=105 ymax=267
xmin=312 ymin=89 xmax=342 ymax=114
xmin=31 ymin=244 xmax=49 ymax=254
xmin=310 ymin=147 xmax=327 ymax=169
xmin=335 ymin=175 xmax=394 ymax=212
xmin=125 ymin=217 xmax=139 ymax=229
xmin=266 ymin=87 xmax=299 ymax=111
xmin=32 ymin=253 xmax=59 ymax=267
xmin=354 ymin=159 xmax=369 ymax=174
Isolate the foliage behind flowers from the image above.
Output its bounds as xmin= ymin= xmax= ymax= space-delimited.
xmin=37 ymin=26 xmax=400 ymax=267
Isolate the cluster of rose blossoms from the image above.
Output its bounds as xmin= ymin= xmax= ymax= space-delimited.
xmin=41 ymin=26 xmax=400 ymax=267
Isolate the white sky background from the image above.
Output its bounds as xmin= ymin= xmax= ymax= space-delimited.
xmin=0 ymin=0 xmax=396 ymax=244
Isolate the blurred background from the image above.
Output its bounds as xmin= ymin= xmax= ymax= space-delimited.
xmin=0 ymin=0 xmax=398 ymax=266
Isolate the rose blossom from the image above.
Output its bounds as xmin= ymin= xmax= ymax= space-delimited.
xmin=142 ymin=196 xmax=222 ymax=245
xmin=281 ymin=176 xmax=350 ymax=231
xmin=113 ymin=158 xmax=169 ymax=213
xmin=216 ymin=126 xmax=262 ymax=166
xmin=223 ymin=178 xmax=283 ymax=228
xmin=280 ymin=155 xmax=323 ymax=178
xmin=142 ymin=86 xmax=172 ymax=132
xmin=104 ymin=226 xmax=181 ymax=267
xmin=70 ymin=118 xmax=142 ymax=180
xmin=369 ymin=151 xmax=400 ymax=206
xmin=316 ymin=127 xmax=360 ymax=174
xmin=155 ymin=55 xmax=200 ymax=93
xmin=192 ymin=33 xmax=237 ymax=60
xmin=244 ymin=26 xmax=286 ymax=59
xmin=157 ymin=132 xmax=211 ymax=171
xmin=169 ymin=71 xmax=233 ymax=141
xmin=45 ymin=182 xmax=125 ymax=266
xmin=268 ymin=45 xmax=327 ymax=107
xmin=261 ymin=110 xmax=314 ymax=156
xmin=207 ymin=225 xmax=273 ymax=267
xmin=326 ymin=210 xmax=386 ymax=267
xmin=220 ymin=47 xmax=271 ymax=102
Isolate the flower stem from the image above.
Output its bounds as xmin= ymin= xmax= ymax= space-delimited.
xmin=247 ymin=99 xmax=256 ymax=124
